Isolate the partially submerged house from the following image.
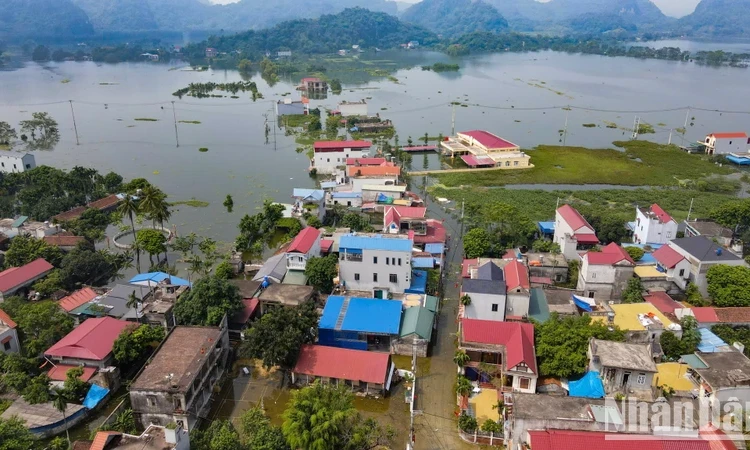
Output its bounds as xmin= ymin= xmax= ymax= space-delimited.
xmin=588 ymin=338 xmax=657 ymax=396
xmin=311 ymin=140 xmax=371 ymax=175
xmin=701 ymin=132 xmax=749 ymax=155
xmin=577 ymin=243 xmax=635 ymax=302
xmin=553 ymin=205 xmax=598 ymax=260
xmin=0 ymin=258 xmax=54 ymax=301
xmin=291 ymin=345 xmax=395 ymax=396
xmin=441 ymin=130 xmax=531 ymax=169
xmin=130 ymin=321 xmax=230 ymax=431
xmin=318 ymin=296 xmax=402 ymax=352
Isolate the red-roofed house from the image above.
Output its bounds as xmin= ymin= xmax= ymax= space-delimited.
xmin=577 ymin=243 xmax=635 ymax=301
xmin=553 ymin=204 xmax=599 ymax=259
xmin=291 ymin=344 xmax=394 ymax=395
xmin=0 ymin=308 xmax=20 ymax=354
xmin=346 ymin=157 xmax=386 ymax=166
xmin=312 ymin=140 xmax=371 ymax=174
xmin=526 ymin=429 xmax=729 ymax=450
xmin=45 ymin=317 xmax=132 ymax=368
xmin=58 ymin=287 xmax=100 ymax=313
xmin=651 ymin=244 xmax=690 ymax=289
xmin=383 ymin=205 xmax=427 ymax=234
xmin=634 ymin=204 xmax=678 ymax=245
xmin=459 ymin=319 xmax=537 ymax=393
xmin=0 ymin=258 xmax=54 ymax=301
xmin=644 ymin=291 xmax=683 ymax=315
xmin=687 ymin=306 xmax=720 ymax=326
xmin=504 ymin=259 xmax=531 ymax=319
xmin=47 ymin=364 xmax=97 ymax=382
xmin=286 ymin=227 xmax=321 ymax=271
xmin=43 ymin=234 xmax=87 ymax=251
xmin=442 ymin=130 xmax=531 ymax=169
xmin=413 ymin=219 xmax=447 ymax=247
xmin=703 ymin=132 xmax=749 ymax=155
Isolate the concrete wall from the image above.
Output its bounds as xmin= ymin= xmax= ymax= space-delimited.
xmin=0 ymin=327 xmax=20 ymax=354
xmin=634 ymin=209 xmax=678 ymax=245
xmin=578 ymin=262 xmax=634 ymax=302
xmin=506 ymin=293 xmax=530 ymax=318
xmin=392 ymin=336 xmax=429 ymax=357
xmin=492 ymin=154 xmax=532 ymax=169
xmin=340 ymin=248 xmax=412 ymax=293
xmin=0 ymin=154 xmax=35 ymax=173
xmin=464 ymin=292 xmax=506 ymax=321
xmin=313 ymin=148 xmax=366 ymax=174
xmin=339 ymin=102 xmax=368 ymax=117
xmin=529 ymin=265 xmax=568 ymax=283
xmin=709 ymin=136 xmax=749 ymax=155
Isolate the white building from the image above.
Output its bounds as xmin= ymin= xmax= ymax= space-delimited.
xmin=668 ymin=236 xmax=746 ymax=296
xmin=702 ymin=132 xmax=749 ymax=155
xmin=633 ymin=203 xmax=678 ymax=245
xmin=0 ymin=308 xmax=20 ymax=354
xmin=577 ymin=243 xmax=635 ymax=302
xmin=338 ymin=100 xmax=368 ymax=117
xmin=285 ymin=227 xmax=321 ymax=271
xmin=650 ymin=244 xmax=691 ymax=290
xmin=339 ymin=233 xmax=412 ymax=296
xmin=461 ymin=261 xmax=507 ymax=322
xmin=311 ymin=140 xmax=371 ymax=175
xmin=0 ymin=153 xmax=35 ymax=173
xmin=553 ymin=204 xmax=598 ymax=260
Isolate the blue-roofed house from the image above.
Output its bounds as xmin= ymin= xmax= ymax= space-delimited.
xmin=292 ymin=188 xmax=325 ymax=221
xmin=339 ymin=234 xmax=413 ymax=297
xmin=328 ymin=191 xmax=363 ymax=208
xmin=129 ymin=272 xmax=191 ymax=287
xmin=318 ymin=296 xmax=403 ymax=351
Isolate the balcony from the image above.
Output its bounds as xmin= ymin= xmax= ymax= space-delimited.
xmin=287 ymin=260 xmax=307 ymax=271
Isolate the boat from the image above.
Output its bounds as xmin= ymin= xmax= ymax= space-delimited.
xmin=726 ymin=153 xmax=750 ymax=166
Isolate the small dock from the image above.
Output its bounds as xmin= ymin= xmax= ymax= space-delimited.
xmin=401 ymin=145 xmax=437 ymax=153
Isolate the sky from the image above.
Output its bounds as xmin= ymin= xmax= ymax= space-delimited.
xmin=207 ymin=0 xmax=702 ymax=18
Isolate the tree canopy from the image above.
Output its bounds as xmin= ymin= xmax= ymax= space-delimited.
xmin=0 ymin=416 xmax=38 ymax=450
xmin=706 ymin=264 xmax=750 ymax=307
xmin=173 ymin=275 xmax=242 ymax=326
xmin=112 ymin=324 xmax=165 ymax=365
xmin=463 ymin=227 xmax=491 ymax=258
xmin=0 ymin=298 xmax=74 ymax=356
xmin=660 ymin=316 xmax=700 ymax=360
xmin=622 ymin=277 xmax=645 ymax=303
xmin=3 ymin=235 xmax=63 ymax=268
xmin=304 ymin=255 xmax=338 ymax=293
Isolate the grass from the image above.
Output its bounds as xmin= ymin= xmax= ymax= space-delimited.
xmin=281 ymin=114 xmax=313 ymax=128
xmin=391 ymin=354 xmax=432 ymax=376
xmin=199 ymin=147 xmax=208 ymax=152
xmin=435 ymin=140 xmax=734 ymax=187
xmin=134 ymin=118 xmax=158 ymax=121
xmin=582 ymin=123 xmax=597 ymax=128
xmin=172 ymin=198 xmax=210 ymax=207
xmin=179 ymin=120 xmax=201 ymax=124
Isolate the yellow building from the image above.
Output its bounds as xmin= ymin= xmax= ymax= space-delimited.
xmin=593 ymin=302 xmax=675 ymax=332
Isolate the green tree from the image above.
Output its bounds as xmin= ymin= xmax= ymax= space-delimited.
xmin=31 ymin=45 xmax=50 ymax=61
xmin=707 ymin=265 xmax=750 ymax=306
xmin=59 ymin=247 xmax=128 ymax=289
xmin=535 ymin=313 xmax=624 ymax=378
xmin=173 ymin=275 xmax=242 ymax=326
xmin=625 ymin=246 xmax=645 ymax=262
xmin=65 ymin=207 xmax=111 ymax=242
xmin=118 ymin=194 xmax=141 ymax=272
xmin=6 ymin=300 xmax=74 ymax=356
xmin=453 ymin=350 xmax=470 ymax=367
xmin=305 ymin=255 xmax=338 ymax=293
xmin=463 ymin=227 xmax=490 ymax=258
xmin=112 ymin=324 xmax=165 ymax=365
xmin=3 ymin=235 xmax=63 ymax=268
xmin=282 ymin=382 xmax=357 ymax=450
xmin=23 ymin=374 xmax=51 ymax=404
xmin=685 ymin=283 xmax=707 ymax=306
xmin=238 ymin=407 xmax=289 ymax=450
xmin=481 ymin=419 xmax=501 ymax=434
xmin=660 ymin=331 xmax=682 ymax=360
xmin=223 ymin=194 xmax=234 ymax=213
xmin=62 ymin=367 xmax=90 ymax=401
xmin=456 ymin=375 xmax=472 ymax=396
xmin=31 ymin=269 xmax=65 ymax=298
xmin=0 ymin=416 xmax=37 ymax=450
xmin=241 ymin=300 xmax=318 ymax=371
xmin=137 ymin=229 xmax=167 ymax=266
xmin=458 ymin=413 xmax=477 ymax=433
xmin=460 ymin=294 xmax=472 ymax=306
xmin=531 ymin=239 xmax=561 ymax=253
xmin=622 ymin=277 xmax=645 ymax=303
xmin=192 ymin=420 xmax=243 ymax=450
xmin=214 ymin=260 xmax=234 ymax=279
xmin=307 ymin=116 xmax=322 ymax=132
xmin=237 ymin=59 xmax=253 ymax=72
xmin=329 ymin=79 xmax=342 ymax=94
xmin=0 ymin=121 xmax=17 ymax=145
xmin=102 ymin=172 xmax=124 ymax=192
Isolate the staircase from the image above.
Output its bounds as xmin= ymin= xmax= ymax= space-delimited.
xmin=334 ymin=297 xmax=351 ymax=330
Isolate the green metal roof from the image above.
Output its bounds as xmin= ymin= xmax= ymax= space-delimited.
xmin=11 ymin=216 xmax=28 ymax=228
xmin=400 ymin=306 xmax=434 ymax=340
xmin=528 ymin=288 xmax=550 ymax=323
xmin=680 ymin=354 xmax=708 ymax=369
xmin=282 ymin=269 xmax=308 ymax=286
xmin=423 ymin=295 xmax=439 ymax=313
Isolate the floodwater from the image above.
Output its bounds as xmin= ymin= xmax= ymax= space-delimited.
xmin=1 ymin=48 xmax=750 ymax=245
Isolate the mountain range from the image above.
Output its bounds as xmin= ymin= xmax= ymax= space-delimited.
xmin=0 ymin=0 xmax=747 ymax=41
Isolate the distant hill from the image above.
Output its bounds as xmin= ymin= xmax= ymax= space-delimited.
xmin=0 ymin=0 xmax=94 ymax=39
xmin=678 ymin=0 xmax=750 ymax=37
xmin=184 ymin=8 xmax=438 ymax=60
xmin=401 ymin=0 xmax=508 ymax=38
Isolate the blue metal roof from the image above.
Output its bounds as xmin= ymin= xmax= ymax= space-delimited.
xmin=538 ymin=221 xmax=555 ymax=234
xmin=320 ymin=181 xmax=338 ymax=189
xmin=425 ymin=243 xmax=444 ymax=254
xmin=697 ymin=327 xmax=729 ymax=353
xmin=412 ymin=257 xmax=435 ymax=268
xmin=293 ymin=188 xmax=324 ymax=201
xmin=129 ymin=272 xmax=191 ymax=286
xmin=406 ymin=270 xmax=428 ymax=294
xmin=320 ymin=296 xmax=402 ymax=334
xmin=332 ymin=192 xmax=362 ymax=199
xmin=339 ymin=234 xmax=412 ymax=252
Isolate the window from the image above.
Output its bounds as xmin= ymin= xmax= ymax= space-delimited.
xmin=25 ymin=164 xmax=30 ymax=169
xmin=491 ymin=304 xmax=498 ymax=312
xmin=679 ymin=269 xmax=685 ymax=277
xmin=389 ymin=274 xmax=398 ymax=283
xmin=3 ymin=341 xmax=10 ymax=351
xmin=386 ymin=257 xmax=390 ymax=265
xmin=147 ymin=395 xmax=157 ymax=407
xmin=514 ymin=161 xmax=519 ymax=166
xmin=354 ymin=273 xmax=360 ymax=281
xmin=519 ymin=377 xmax=530 ymax=390
xmin=636 ymin=373 xmax=646 ymax=385
xmin=1 ymin=162 xmax=3 ymax=167
xmin=592 ymin=273 xmax=596 ymax=279
xmin=373 ymin=256 xmax=378 ymax=264
xmin=505 ymin=161 xmax=510 ymax=167
xmin=373 ymin=273 xmax=378 ymax=282
xmin=326 ymin=158 xmax=330 ymax=162
xmin=398 ymin=258 xmax=402 ymax=266
xmin=666 ymin=231 xmax=672 ymax=238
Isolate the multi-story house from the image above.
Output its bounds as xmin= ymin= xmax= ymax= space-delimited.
xmin=285 ymin=227 xmax=321 ymax=271
xmin=633 ymin=203 xmax=678 ymax=245
xmin=668 ymin=236 xmax=746 ymax=296
xmin=311 ymin=140 xmax=371 ymax=175
xmin=553 ymin=204 xmax=599 ymax=260
xmin=577 ymin=243 xmax=635 ymax=302
xmin=339 ymin=233 xmax=412 ymax=297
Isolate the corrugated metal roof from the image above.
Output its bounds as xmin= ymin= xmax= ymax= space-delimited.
xmin=0 ymin=258 xmax=54 ymax=293
xmin=557 ymin=204 xmax=593 ymax=232
xmin=652 ymin=245 xmax=685 ymax=269
xmin=10 ymin=216 xmax=28 ymax=228
xmin=425 ymin=243 xmax=444 ymax=254
xmin=339 ymin=234 xmax=412 ymax=252
xmin=528 ymin=288 xmax=550 ymax=323
xmin=292 ymin=188 xmax=324 ymax=201
xmin=412 ymin=257 xmax=435 ymax=268
xmin=45 ymin=317 xmax=131 ymax=361
xmin=252 ymin=254 xmax=287 ymax=282
xmin=287 ymin=227 xmax=321 ymax=254
xmin=400 ymin=306 xmax=434 ymax=340
xmin=293 ymin=345 xmax=390 ymax=385
xmin=461 ymin=319 xmax=537 ymax=374
xmin=58 ymin=287 xmax=99 ymax=312
xmin=320 ymin=296 xmax=402 ymax=335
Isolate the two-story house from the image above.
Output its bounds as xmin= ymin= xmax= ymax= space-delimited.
xmin=553 ymin=204 xmax=599 ymax=260
xmin=44 ymin=317 xmax=131 ymax=373
xmin=458 ymin=319 xmax=537 ymax=393
xmin=286 ymin=227 xmax=321 ymax=272
xmin=311 ymin=140 xmax=371 ymax=175
xmin=339 ymin=234 xmax=412 ymax=297
xmin=504 ymin=259 xmax=531 ymax=319
xmin=130 ymin=319 xmax=230 ymax=431
xmin=702 ymin=132 xmax=749 ymax=155
xmin=577 ymin=243 xmax=635 ymax=302
xmin=461 ymin=261 xmax=507 ymax=322
xmin=588 ymin=338 xmax=657 ymax=396
xmin=633 ymin=203 xmax=678 ymax=245
xmin=650 ymin=244 xmax=691 ymax=290
xmin=668 ymin=236 xmax=746 ymax=296
xmin=0 ymin=308 xmax=20 ymax=354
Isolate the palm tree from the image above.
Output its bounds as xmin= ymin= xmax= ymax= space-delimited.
xmin=456 ymin=375 xmax=472 ymax=397
xmin=460 ymin=294 xmax=472 ymax=306
xmin=127 ymin=290 xmax=141 ymax=323
xmin=52 ymin=387 xmax=70 ymax=448
xmin=139 ymin=186 xmax=162 ymax=227
xmin=453 ymin=350 xmax=470 ymax=368
xmin=118 ymin=195 xmax=141 ymax=273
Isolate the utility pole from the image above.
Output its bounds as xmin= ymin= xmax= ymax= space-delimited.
xmin=563 ymin=107 xmax=569 ymax=146
xmin=668 ymin=129 xmax=673 ymax=145
xmin=684 ymin=107 xmax=691 ymax=129
xmin=171 ymin=101 xmax=179 ymax=147
xmin=407 ymin=341 xmax=418 ymax=450
xmin=459 ymin=200 xmax=466 ymax=241
xmin=271 ymin=100 xmax=278 ymax=151
xmin=687 ymin=198 xmax=694 ymax=222
xmin=451 ymin=103 xmax=456 ymax=136
xmin=69 ymin=100 xmax=80 ymax=145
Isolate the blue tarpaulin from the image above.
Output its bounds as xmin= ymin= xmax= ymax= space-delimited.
xmin=569 ymin=371 xmax=605 ymax=399
xmin=572 ymin=294 xmax=595 ymax=312
xmin=83 ymin=384 xmax=109 ymax=409
xmin=406 ymin=270 xmax=428 ymax=294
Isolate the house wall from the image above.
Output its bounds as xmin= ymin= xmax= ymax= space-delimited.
xmin=554 ymin=209 xmax=595 ymax=260
xmin=506 ymin=293 xmax=530 ymax=318
xmin=0 ymin=327 xmax=20 ymax=354
xmin=577 ymin=261 xmax=634 ymax=302
xmin=350 ymin=176 xmax=397 ymax=193
xmin=590 ymin=352 xmax=655 ymax=394
xmin=709 ymin=136 xmax=749 ymax=155
xmin=665 ymin=258 xmax=691 ymax=290
xmin=329 ymin=195 xmax=362 ymax=208
xmin=463 ymin=292 xmax=506 ymax=322
xmin=0 ymin=154 xmax=35 ymax=173
xmin=670 ymin=244 xmax=746 ymax=296
xmin=51 ymin=355 xmax=114 ymax=369
xmin=286 ymin=236 xmax=321 ymax=271
xmin=339 ymin=102 xmax=368 ymax=117
xmin=633 ymin=209 xmax=678 ymax=245
xmin=313 ymin=148 xmax=366 ymax=175
xmin=529 ymin=265 xmax=568 ymax=284
xmin=491 ymin=154 xmax=532 ymax=169
xmin=392 ymin=335 xmax=429 ymax=357
xmin=339 ymin=248 xmax=412 ymax=294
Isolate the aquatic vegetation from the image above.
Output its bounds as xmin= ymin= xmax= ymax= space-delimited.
xmin=179 ymin=120 xmax=201 ymax=124
xmin=199 ymin=147 xmax=209 ymax=152
xmin=134 ymin=118 xmax=158 ymax=121
xmin=582 ymin=123 xmax=597 ymax=128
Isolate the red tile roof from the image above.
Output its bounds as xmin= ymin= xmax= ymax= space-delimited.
xmin=0 ymin=258 xmax=54 ymax=294
xmin=504 ymin=260 xmax=530 ymax=291
xmin=293 ymin=344 xmax=390 ymax=384
xmin=313 ymin=140 xmax=371 ymax=151
xmin=47 ymin=364 xmax=97 ymax=382
xmin=461 ymin=319 xmax=536 ymax=374
xmin=346 ymin=157 xmax=386 ymax=165
xmin=557 ymin=204 xmax=594 ymax=232
xmin=691 ymin=307 xmax=719 ymax=324
xmin=0 ymin=308 xmax=16 ymax=328
xmin=715 ymin=307 xmax=750 ymax=324
xmin=462 ymin=259 xmax=478 ymax=278
xmin=413 ymin=219 xmax=447 ymax=245
xmin=45 ymin=317 xmax=132 ymax=361
xmin=585 ymin=243 xmax=635 ymax=266
xmin=653 ymin=245 xmax=686 ymax=269
xmin=574 ymin=233 xmax=599 ymax=244
xmin=287 ymin=227 xmax=321 ymax=254
xmin=711 ymin=132 xmax=747 ymax=139
xmin=459 ymin=130 xmax=518 ymax=150
xmin=644 ymin=291 xmax=683 ymax=315
xmin=650 ymin=203 xmax=674 ymax=224
xmin=232 ymin=298 xmax=259 ymax=324
xmin=59 ymin=288 xmax=100 ymax=312
xmin=43 ymin=235 xmax=87 ymax=248
xmin=53 ymin=206 xmax=87 ymax=223
xmin=88 ymin=194 xmax=120 ymax=210
xmin=528 ymin=429 xmax=719 ymax=450
xmin=320 ymin=239 xmax=334 ymax=253
xmin=90 ymin=431 xmax=121 ymax=450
